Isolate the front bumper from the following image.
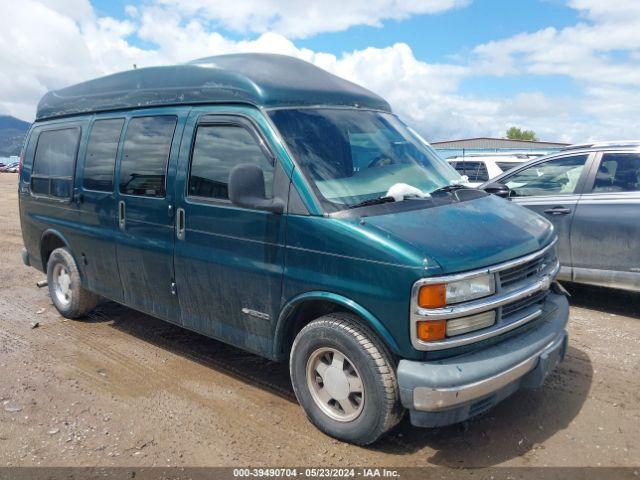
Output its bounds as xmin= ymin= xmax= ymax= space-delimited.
xmin=397 ymin=292 xmax=569 ymax=427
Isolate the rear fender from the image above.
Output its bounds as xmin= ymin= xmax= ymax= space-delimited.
xmin=39 ymin=228 xmax=76 ymax=272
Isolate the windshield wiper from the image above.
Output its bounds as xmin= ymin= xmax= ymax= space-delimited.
xmin=430 ymin=184 xmax=470 ymax=195
xmin=348 ymin=196 xmax=396 ymax=210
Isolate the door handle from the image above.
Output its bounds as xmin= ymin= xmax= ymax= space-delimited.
xmin=544 ymin=206 xmax=572 ymax=215
xmin=118 ymin=200 xmax=126 ymax=230
xmin=176 ymin=208 xmax=185 ymax=240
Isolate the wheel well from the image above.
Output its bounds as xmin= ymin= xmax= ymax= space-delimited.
xmin=278 ymin=300 xmax=351 ymax=361
xmin=40 ymin=233 xmax=67 ymax=271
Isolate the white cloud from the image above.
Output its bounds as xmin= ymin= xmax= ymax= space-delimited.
xmin=468 ymin=0 xmax=640 ymax=142
xmin=39 ymin=0 xmax=95 ymax=22
xmin=0 ymin=0 xmax=638 ymax=144
xmin=152 ymin=0 xmax=470 ymax=39
xmin=570 ymin=0 xmax=640 ymax=24
xmin=473 ymin=0 xmax=640 ymax=86
xmin=0 ymin=0 xmax=161 ymax=120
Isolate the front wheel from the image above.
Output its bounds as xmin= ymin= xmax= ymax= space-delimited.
xmin=290 ymin=313 xmax=402 ymax=445
xmin=47 ymin=247 xmax=99 ymax=319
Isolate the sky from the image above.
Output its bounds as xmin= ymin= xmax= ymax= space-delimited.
xmin=0 ymin=0 xmax=639 ymax=143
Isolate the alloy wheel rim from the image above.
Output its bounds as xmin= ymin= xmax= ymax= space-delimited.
xmin=52 ymin=263 xmax=72 ymax=307
xmin=306 ymin=347 xmax=365 ymax=422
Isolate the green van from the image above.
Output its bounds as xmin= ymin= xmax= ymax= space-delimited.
xmin=19 ymin=54 xmax=569 ymax=444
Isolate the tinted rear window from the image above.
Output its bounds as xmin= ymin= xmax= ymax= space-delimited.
xmin=593 ymin=153 xmax=640 ymax=193
xmin=119 ymin=116 xmax=177 ymax=197
xmin=83 ymin=118 xmax=124 ymax=192
xmin=449 ymin=161 xmax=489 ymax=182
xmin=32 ymin=127 xmax=80 ymax=198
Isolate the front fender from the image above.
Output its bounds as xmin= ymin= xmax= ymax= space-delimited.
xmin=273 ymin=290 xmax=402 ymax=360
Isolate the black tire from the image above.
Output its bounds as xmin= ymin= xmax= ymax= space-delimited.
xmin=290 ymin=312 xmax=403 ymax=445
xmin=46 ymin=247 xmax=99 ymax=319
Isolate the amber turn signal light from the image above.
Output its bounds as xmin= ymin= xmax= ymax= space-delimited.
xmin=418 ymin=284 xmax=446 ymax=308
xmin=416 ymin=320 xmax=447 ymax=342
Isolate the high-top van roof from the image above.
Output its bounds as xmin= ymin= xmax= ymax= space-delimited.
xmin=36 ymin=53 xmax=391 ymax=121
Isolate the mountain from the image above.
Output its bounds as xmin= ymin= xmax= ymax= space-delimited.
xmin=0 ymin=115 xmax=30 ymax=157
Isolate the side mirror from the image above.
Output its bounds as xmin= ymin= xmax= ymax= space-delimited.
xmin=482 ymin=182 xmax=511 ymax=198
xmin=228 ymin=163 xmax=284 ymax=214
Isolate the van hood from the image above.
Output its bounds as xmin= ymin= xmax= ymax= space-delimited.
xmin=362 ymin=194 xmax=555 ymax=274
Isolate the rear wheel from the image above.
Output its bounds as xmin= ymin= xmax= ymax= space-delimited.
xmin=290 ymin=313 xmax=402 ymax=445
xmin=47 ymin=247 xmax=99 ymax=319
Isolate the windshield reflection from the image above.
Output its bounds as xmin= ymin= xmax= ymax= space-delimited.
xmin=269 ymin=108 xmax=459 ymax=211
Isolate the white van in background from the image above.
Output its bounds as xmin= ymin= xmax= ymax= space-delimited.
xmin=447 ymin=153 xmax=543 ymax=186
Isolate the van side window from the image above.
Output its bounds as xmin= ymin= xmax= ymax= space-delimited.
xmin=31 ymin=127 xmax=80 ymax=198
xmin=119 ymin=116 xmax=177 ymax=197
xmin=188 ymin=124 xmax=274 ymax=200
xmin=83 ymin=118 xmax=124 ymax=192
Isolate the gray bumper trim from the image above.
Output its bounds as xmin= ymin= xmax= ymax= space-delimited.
xmin=397 ymin=292 xmax=569 ymax=425
xmin=413 ymin=332 xmax=564 ymax=412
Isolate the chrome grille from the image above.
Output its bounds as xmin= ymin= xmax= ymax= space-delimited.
xmin=499 ymin=250 xmax=555 ymax=290
xmin=502 ymin=290 xmax=548 ymax=318
xmin=410 ymin=238 xmax=559 ymax=351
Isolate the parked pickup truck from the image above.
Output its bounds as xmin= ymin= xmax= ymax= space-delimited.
xmin=19 ymin=53 xmax=569 ymax=444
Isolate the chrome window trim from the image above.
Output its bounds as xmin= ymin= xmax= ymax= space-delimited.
xmin=410 ymin=238 xmax=559 ymax=351
xmin=578 ymin=191 xmax=640 ymax=205
xmin=513 ymin=195 xmax=581 ymax=206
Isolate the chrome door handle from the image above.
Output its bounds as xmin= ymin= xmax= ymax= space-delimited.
xmin=176 ymin=208 xmax=185 ymax=240
xmin=544 ymin=206 xmax=571 ymax=215
xmin=118 ymin=200 xmax=126 ymax=230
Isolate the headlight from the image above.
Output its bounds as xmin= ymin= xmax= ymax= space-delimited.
xmin=416 ymin=311 xmax=497 ymax=342
xmin=445 ymin=311 xmax=496 ymax=336
xmin=417 ymin=274 xmax=495 ymax=308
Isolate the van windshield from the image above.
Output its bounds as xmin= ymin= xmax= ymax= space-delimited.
xmin=269 ymin=108 xmax=459 ymax=211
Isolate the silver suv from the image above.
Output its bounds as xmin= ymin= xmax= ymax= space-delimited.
xmin=482 ymin=141 xmax=640 ymax=292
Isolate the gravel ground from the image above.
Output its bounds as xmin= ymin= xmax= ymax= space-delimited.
xmin=0 ymin=173 xmax=638 ymax=468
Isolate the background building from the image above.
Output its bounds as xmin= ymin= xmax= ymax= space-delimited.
xmin=432 ymin=137 xmax=570 ymax=158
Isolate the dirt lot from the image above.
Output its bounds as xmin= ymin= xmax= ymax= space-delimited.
xmin=0 ymin=172 xmax=638 ymax=469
